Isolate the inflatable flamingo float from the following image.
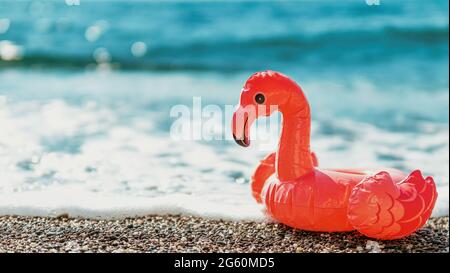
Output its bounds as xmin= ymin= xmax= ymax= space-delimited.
xmin=232 ymin=71 xmax=437 ymax=240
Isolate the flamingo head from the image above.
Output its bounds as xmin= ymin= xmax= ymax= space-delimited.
xmin=232 ymin=70 xmax=300 ymax=147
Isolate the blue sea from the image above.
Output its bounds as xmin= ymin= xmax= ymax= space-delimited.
xmin=0 ymin=0 xmax=448 ymax=219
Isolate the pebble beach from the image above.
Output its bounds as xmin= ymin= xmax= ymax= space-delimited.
xmin=0 ymin=215 xmax=448 ymax=253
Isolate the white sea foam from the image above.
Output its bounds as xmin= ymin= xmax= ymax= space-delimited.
xmin=0 ymin=96 xmax=266 ymax=219
xmin=0 ymin=187 xmax=265 ymax=221
xmin=0 ymin=96 xmax=447 ymax=220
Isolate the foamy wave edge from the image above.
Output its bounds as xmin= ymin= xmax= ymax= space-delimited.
xmin=0 ymin=186 xmax=447 ymax=220
xmin=0 ymin=187 xmax=267 ymax=221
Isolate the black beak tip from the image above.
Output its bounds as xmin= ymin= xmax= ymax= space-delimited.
xmin=233 ymin=134 xmax=250 ymax=147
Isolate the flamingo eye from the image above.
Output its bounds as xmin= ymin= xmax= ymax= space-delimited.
xmin=255 ymin=93 xmax=265 ymax=104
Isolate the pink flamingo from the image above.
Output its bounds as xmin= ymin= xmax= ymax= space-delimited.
xmin=232 ymin=71 xmax=437 ymax=240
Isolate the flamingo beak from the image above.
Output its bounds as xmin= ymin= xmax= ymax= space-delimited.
xmin=232 ymin=106 xmax=254 ymax=147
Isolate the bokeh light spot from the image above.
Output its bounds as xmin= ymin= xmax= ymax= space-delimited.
xmin=93 ymin=47 xmax=111 ymax=63
xmin=0 ymin=40 xmax=23 ymax=61
xmin=0 ymin=18 xmax=10 ymax=34
xmin=85 ymin=20 xmax=109 ymax=42
xmin=131 ymin=41 xmax=147 ymax=58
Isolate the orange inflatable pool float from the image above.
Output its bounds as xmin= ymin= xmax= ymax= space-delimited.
xmin=232 ymin=71 xmax=437 ymax=240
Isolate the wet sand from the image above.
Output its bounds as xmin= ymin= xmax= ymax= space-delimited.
xmin=0 ymin=215 xmax=447 ymax=253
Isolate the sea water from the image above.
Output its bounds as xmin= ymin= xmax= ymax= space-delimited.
xmin=0 ymin=0 xmax=448 ymax=219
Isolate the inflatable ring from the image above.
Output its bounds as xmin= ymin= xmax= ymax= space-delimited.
xmin=232 ymin=71 xmax=437 ymax=240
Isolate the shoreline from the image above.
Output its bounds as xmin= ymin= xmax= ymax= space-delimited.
xmin=0 ymin=215 xmax=448 ymax=253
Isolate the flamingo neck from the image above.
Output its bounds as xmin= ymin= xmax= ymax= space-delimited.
xmin=276 ymin=99 xmax=313 ymax=181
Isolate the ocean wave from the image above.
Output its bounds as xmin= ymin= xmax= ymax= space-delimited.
xmin=1 ymin=25 xmax=448 ymax=72
xmin=1 ymin=0 xmax=448 ymax=73
xmin=0 ymin=0 xmax=448 ymax=220
xmin=0 ymin=82 xmax=448 ymax=219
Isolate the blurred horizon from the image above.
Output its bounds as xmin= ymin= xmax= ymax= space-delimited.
xmin=1 ymin=1 xmax=448 ymax=76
